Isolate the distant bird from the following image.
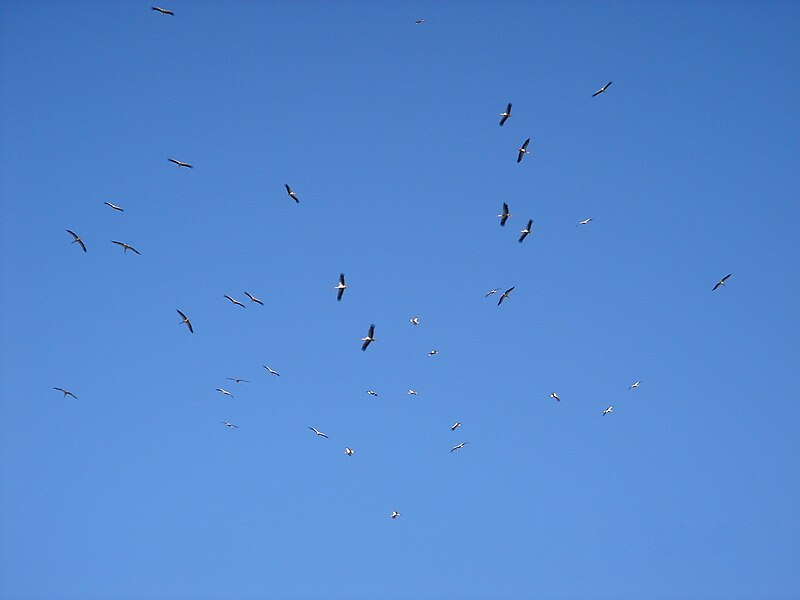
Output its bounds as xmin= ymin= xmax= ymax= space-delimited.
xmin=628 ymin=381 xmax=640 ymax=391
xmin=409 ymin=316 xmax=420 ymax=326
xmin=427 ymin=349 xmax=439 ymax=357
xmin=451 ymin=442 xmax=469 ymax=453
xmin=221 ymin=421 xmax=239 ymax=428
xmin=111 ymin=241 xmax=141 ymax=255
xmin=415 ymin=19 xmax=425 ymax=24
xmin=592 ymin=81 xmax=613 ymax=97
xmin=335 ymin=273 xmax=347 ymax=301
xmin=517 ymin=138 xmax=531 ymax=163
xmin=518 ymin=219 xmax=533 ymax=243
xmin=224 ymin=295 xmax=246 ymax=308
xmin=577 ymin=217 xmax=593 ymax=227
xmin=244 ymin=292 xmax=264 ymax=305
xmin=104 ymin=201 xmax=124 ymax=212
xmin=309 ymin=427 xmax=328 ymax=438
xmin=603 ymin=406 xmax=614 ymax=416
xmin=226 ymin=378 xmax=249 ymax=384
xmin=407 ymin=389 xmax=418 ymax=395
xmin=66 ymin=230 xmax=87 ymax=253
xmin=344 ymin=447 xmax=354 ymax=456
xmin=367 ymin=390 xmax=379 ymax=397
xmin=390 ymin=511 xmax=401 ymax=519
xmin=451 ymin=422 xmax=462 ymax=431
xmin=498 ymin=286 xmax=515 ymax=306
xmin=361 ymin=324 xmax=376 ymax=351
xmin=285 ymin=184 xmax=299 ymax=203
xmin=498 ymin=202 xmax=511 ymax=226
xmin=168 ymin=158 xmax=192 ymax=168
xmin=263 ymin=365 xmax=280 ymax=376
xmin=216 ymin=388 xmax=234 ymax=398
xmin=485 ymin=289 xmax=498 ymax=297
xmin=550 ymin=392 xmax=561 ymax=402
xmin=713 ymin=274 xmax=732 ymax=291
xmin=176 ymin=309 xmax=193 ymax=333
xmin=53 ymin=387 xmax=78 ymax=399
xmin=151 ymin=6 xmax=174 ymax=16
xmin=499 ymin=102 xmax=512 ymax=126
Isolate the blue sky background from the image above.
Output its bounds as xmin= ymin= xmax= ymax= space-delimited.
xmin=1 ymin=2 xmax=799 ymax=599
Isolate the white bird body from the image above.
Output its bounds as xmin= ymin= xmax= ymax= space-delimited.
xmin=224 ymin=295 xmax=246 ymax=308
xmin=451 ymin=422 xmax=462 ymax=431
xmin=221 ymin=421 xmax=239 ymax=428
xmin=391 ymin=511 xmax=401 ymax=519
xmin=517 ymin=138 xmax=531 ymax=163
xmin=309 ymin=427 xmax=328 ymax=438
xmin=361 ymin=324 xmax=376 ymax=351
xmin=498 ymin=286 xmax=515 ymax=306
xmin=428 ymin=349 xmax=439 ymax=357
xmin=176 ymin=309 xmax=193 ymax=333
xmin=577 ymin=217 xmax=593 ymax=227
xmin=519 ymin=219 xmax=533 ymax=243
xmin=104 ymin=201 xmax=124 ymax=212
xmin=407 ymin=390 xmax=418 ymax=395
xmin=344 ymin=447 xmax=354 ymax=456
xmin=603 ymin=406 xmax=614 ymax=416
xmin=550 ymin=392 xmax=561 ymax=402
xmin=713 ymin=274 xmax=732 ymax=291
xmin=592 ymin=81 xmax=613 ymax=97
xmin=112 ymin=241 xmax=141 ymax=255
xmin=216 ymin=388 xmax=234 ymax=398
xmin=263 ymin=365 xmax=280 ymax=376
xmin=168 ymin=158 xmax=192 ymax=168
xmin=367 ymin=390 xmax=379 ymax=397
xmin=409 ymin=316 xmax=419 ymax=325
xmin=497 ymin=203 xmax=511 ymax=226
xmin=66 ymin=230 xmax=87 ymax=253
xmin=499 ymin=102 xmax=512 ymax=126
xmin=244 ymin=292 xmax=264 ymax=305
xmin=451 ymin=442 xmax=468 ymax=453
xmin=628 ymin=381 xmax=640 ymax=391
xmin=335 ymin=273 xmax=347 ymax=301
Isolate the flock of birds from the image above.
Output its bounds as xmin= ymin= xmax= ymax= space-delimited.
xmin=53 ymin=8 xmax=735 ymax=521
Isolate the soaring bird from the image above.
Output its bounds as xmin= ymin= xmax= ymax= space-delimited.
xmin=550 ymin=392 xmax=561 ymax=402
xmin=366 ymin=390 xmax=379 ymax=397
xmin=518 ymin=219 xmax=533 ymax=243
xmin=485 ymin=289 xmax=498 ymax=297
xmin=498 ymin=202 xmax=511 ymax=226
xmin=713 ymin=274 xmax=732 ymax=291
xmin=309 ymin=427 xmax=328 ymax=438
xmin=427 ymin=349 xmax=439 ymax=357
xmin=53 ymin=387 xmax=78 ymax=399
xmin=335 ymin=273 xmax=347 ymax=301
xmin=176 ymin=309 xmax=193 ymax=333
xmin=390 ymin=511 xmax=401 ymax=519
xmin=151 ymin=6 xmax=174 ymax=16
xmin=66 ymin=230 xmax=87 ymax=252
xmin=361 ymin=324 xmax=376 ymax=351
xmin=111 ymin=241 xmax=141 ymax=255
xmin=221 ymin=421 xmax=239 ymax=428
xmin=224 ymin=295 xmax=246 ymax=308
xmin=451 ymin=422 xmax=462 ymax=431
xmin=226 ymin=378 xmax=249 ymax=384
xmin=104 ymin=201 xmax=124 ymax=212
xmin=592 ymin=81 xmax=613 ymax=97
xmin=168 ymin=158 xmax=192 ymax=168
xmin=263 ymin=365 xmax=280 ymax=376
xmin=451 ymin=442 xmax=469 ymax=453
xmin=409 ymin=316 xmax=420 ymax=326
xmin=498 ymin=286 xmax=515 ymax=306
xmin=603 ymin=406 xmax=614 ymax=416
xmin=517 ymin=138 xmax=531 ymax=163
xmin=499 ymin=102 xmax=512 ymax=126
xmin=285 ymin=184 xmax=299 ymax=203
xmin=628 ymin=381 xmax=640 ymax=391
xmin=577 ymin=217 xmax=593 ymax=227
xmin=407 ymin=389 xmax=418 ymax=395
xmin=344 ymin=447 xmax=355 ymax=456
xmin=244 ymin=292 xmax=264 ymax=305
xmin=415 ymin=19 xmax=425 ymax=24
xmin=216 ymin=388 xmax=234 ymax=398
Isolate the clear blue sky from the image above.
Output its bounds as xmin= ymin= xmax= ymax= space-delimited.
xmin=1 ymin=2 xmax=799 ymax=599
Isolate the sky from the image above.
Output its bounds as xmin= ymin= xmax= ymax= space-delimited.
xmin=1 ymin=1 xmax=799 ymax=599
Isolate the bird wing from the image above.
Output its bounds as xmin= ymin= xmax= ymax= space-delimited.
xmin=506 ymin=102 xmax=512 ymax=114
xmin=722 ymin=274 xmax=732 ymax=282
xmin=339 ymin=273 xmax=346 ymax=285
xmin=368 ymin=324 xmax=375 ymax=337
xmin=285 ymin=184 xmax=292 ymax=195
xmin=522 ymin=138 xmax=530 ymax=150
xmin=337 ymin=288 xmax=344 ymax=301
xmin=713 ymin=282 xmax=722 ymax=291
xmin=224 ymin=295 xmax=235 ymax=303
xmin=527 ymin=219 xmax=533 ymax=229
xmin=168 ymin=158 xmax=180 ymax=166
xmin=362 ymin=339 xmax=371 ymax=351
xmin=519 ymin=231 xmax=528 ymax=243
xmin=499 ymin=114 xmax=508 ymax=126
xmin=604 ymin=81 xmax=613 ymax=90
xmin=517 ymin=149 xmax=524 ymax=163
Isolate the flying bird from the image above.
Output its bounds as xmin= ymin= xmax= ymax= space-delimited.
xmin=104 ymin=201 xmax=124 ymax=212
xmin=168 ymin=158 xmax=192 ymax=168
xmin=244 ymin=292 xmax=264 ymax=305
xmin=713 ymin=274 xmax=732 ymax=291
xmin=427 ymin=349 xmax=439 ymax=357
xmin=335 ymin=273 xmax=347 ymax=301
xmin=518 ymin=219 xmax=533 ymax=243
xmin=391 ymin=511 xmax=401 ymax=519
xmin=577 ymin=217 xmax=593 ymax=227
xmin=226 ymin=378 xmax=249 ymax=384
xmin=221 ymin=421 xmax=239 ymax=428
xmin=415 ymin=19 xmax=425 ymax=24
xmin=603 ymin=406 xmax=614 ymax=416
xmin=451 ymin=442 xmax=469 ymax=453
xmin=53 ymin=387 xmax=78 ymax=399
xmin=361 ymin=324 xmax=376 ymax=351
xmin=498 ymin=286 xmax=515 ymax=306
xmin=176 ymin=309 xmax=193 ymax=333
xmin=224 ymin=295 xmax=246 ymax=308
xmin=497 ymin=202 xmax=511 ymax=226
xmin=592 ymin=81 xmax=613 ymax=97
xmin=344 ymin=447 xmax=354 ymax=456
xmin=407 ymin=390 xmax=418 ymax=395
xmin=263 ymin=365 xmax=280 ymax=376
xmin=309 ymin=427 xmax=328 ymax=438
xmin=517 ymin=138 xmax=531 ymax=163
xmin=284 ymin=184 xmax=299 ymax=203
xmin=628 ymin=381 xmax=640 ymax=391
xmin=451 ymin=422 xmax=462 ymax=431
xmin=111 ymin=241 xmax=141 ymax=255
xmin=499 ymin=102 xmax=512 ymax=126
xmin=66 ymin=230 xmax=87 ymax=252
xmin=409 ymin=316 xmax=419 ymax=325
xmin=550 ymin=392 xmax=561 ymax=402
xmin=216 ymin=388 xmax=234 ymax=398
xmin=151 ymin=6 xmax=174 ymax=16
xmin=485 ymin=289 xmax=498 ymax=297
xmin=366 ymin=390 xmax=379 ymax=397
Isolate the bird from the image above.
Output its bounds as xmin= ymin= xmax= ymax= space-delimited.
xmin=111 ymin=241 xmax=141 ymax=255
xmin=498 ymin=286 xmax=515 ymax=306
xmin=713 ymin=274 xmax=732 ymax=291
xmin=517 ymin=138 xmax=531 ymax=163
xmin=361 ymin=324 xmax=376 ymax=351
xmin=451 ymin=442 xmax=469 ymax=453
xmin=176 ymin=309 xmax=193 ymax=333
xmin=518 ymin=219 xmax=533 ymax=243
xmin=427 ymin=349 xmax=439 ymax=357
xmin=168 ymin=158 xmax=192 ymax=168
xmin=226 ymin=378 xmax=249 ymax=384
xmin=577 ymin=217 xmax=593 ymax=227
xmin=550 ymin=392 xmax=561 ymax=402
xmin=498 ymin=202 xmax=511 ymax=226
xmin=335 ymin=273 xmax=347 ymax=301
xmin=344 ymin=447 xmax=354 ymax=456
xmin=151 ymin=6 xmax=174 ymax=16
xmin=221 ymin=421 xmax=239 ymax=428
xmin=499 ymin=102 xmax=512 ymax=126
xmin=263 ymin=365 xmax=280 ymax=376
xmin=603 ymin=406 xmax=614 ymax=416
xmin=628 ymin=381 xmax=640 ymax=391
xmin=485 ymin=289 xmax=498 ymax=297
xmin=390 ymin=511 xmax=401 ymax=519
xmin=415 ymin=19 xmax=425 ymax=24
xmin=103 ymin=201 xmax=124 ymax=212
xmin=66 ymin=230 xmax=87 ymax=252
xmin=285 ymin=184 xmax=299 ymax=203
xmin=244 ymin=292 xmax=264 ymax=305
xmin=592 ymin=81 xmax=613 ymax=97
xmin=309 ymin=427 xmax=328 ymax=438
xmin=407 ymin=390 xmax=418 ymax=395
xmin=367 ymin=390 xmax=379 ymax=397
xmin=53 ymin=387 xmax=78 ymax=399
xmin=216 ymin=388 xmax=234 ymax=398
xmin=451 ymin=422 xmax=462 ymax=431
xmin=409 ymin=316 xmax=419 ymax=326
xmin=224 ymin=295 xmax=246 ymax=308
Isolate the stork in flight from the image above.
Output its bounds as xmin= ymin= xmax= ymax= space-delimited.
xmin=367 ymin=390 xmax=379 ymax=397
xmin=592 ymin=81 xmax=613 ymax=97
xmin=221 ymin=421 xmax=239 ymax=428
xmin=168 ymin=158 xmax=192 ymax=168
xmin=498 ymin=202 xmax=511 ymax=226
xmin=344 ymin=447 xmax=354 ymax=456
xmin=244 ymin=292 xmax=264 ymax=305
xmin=428 ymin=349 xmax=440 ymax=357
xmin=409 ymin=316 xmax=419 ymax=326
xmin=415 ymin=19 xmax=425 ymax=24
xmin=499 ymin=102 xmax=512 ymax=126
xmin=577 ymin=217 xmax=593 ymax=227
xmin=335 ymin=273 xmax=347 ymax=301
xmin=451 ymin=422 xmax=462 ymax=431
xmin=361 ymin=324 xmax=376 ymax=351
xmin=498 ymin=286 xmax=515 ymax=306
xmin=104 ymin=201 xmax=124 ymax=212
xmin=603 ymin=406 xmax=614 ymax=416
xmin=550 ymin=392 xmax=561 ymax=402
xmin=390 ymin=511 xmax=401 ymax=519
xmin=151 ymin=6 xmax=174 ymax=16
xmin=628 ymin=381 xmax=640 ymax=391
xmin=713 ymin=274 xmax=732 ymax=291
xmin=224 ymin=295 xmax=246 ymax=308
xmin=451 ymin=442 xmax=469 ymax=453
xmin=263 ymin=365 xmax=280 ymax=377
xmin=309 ymin=427 xmax=328 ymax=438
xmin=485 ymin=289 xmax=498 ymax=297
xmin=66 ymin=230 xmax=87 ymax=252
xmin=518 ymin=219 xmax=533 ymax=243
xmin=407 ymin=390 xmax=418 ymax=395
xmin=176 ymin=309 xmax=193 ymax=333
xmin=111 ymin=241 xmax=141 ymax=255
xmin=216 ymin=388 xmax=234 ymax=398
xmin=517 ymin=138 xmax=531 ymax=163
xmin=53 ymin=387 xmax=78 ymax=399
xmin=226 ymin=378 xmax=249 ymax=384
xmin=285 ymin=184 xmax=299 ymax=203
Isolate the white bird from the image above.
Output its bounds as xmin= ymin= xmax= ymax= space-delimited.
xmin=226 ymin=378 xmax=249 ymax=384
xmin=428 ymin=349 xmax=439 ymax=357
xmin=498 ymin=286 xmax=515 ymax=306
xmin=497 ymin=202 xmax=511 ymax=226
xmin=53 ymin=387 xmax=78 ymax=399
xmin=451 ymin=422 xmax=462 ymax=431
xmin=224 ymin=295 xmax=246 ymax=308
xmin=485 ymin=289 xmax=498 ymax=297
xmin=221 ymin=421 xmax=239 ymax=428
xmin=367 ymin=390 xmax=379 ymax=397
xmin=603 ymin=406 xmax=614 ymax=416
xmin=713 ymin=274 xmax=732 ymax=291
xmin=628 ymin=381 xmax=640 ymax=391
xmin=244 ymin=292 xmax=264 ymax=305
xmin=168 ymin=158 xmax=192 ymax=168
xmin=104 ymin=201 xmax=124 ymax=212
xmin=285 ymin=184 xmax=300 ymax=203
xmin=361 ymin=324 xmax=376 ymax=351
xmin=309 ymin=427 xmax=328 ymax=438
xmin=592 ymin=81 xmax=613 ymax=97
xmin=263 ymin=365 xmax=280 ymax=376
xmin=335 ymin=273 xmax=347 ymax=301
xmin=66 ymin=230 xmax=87 ymax=253
xmin=407 ymin=389 xmax=418 ymax=395
xmin=499 ymin=102 xmax=512 ymax=126
xmin=216 ymin=388 xmax=234 ymax=398
xmin=451 ymin=442 xmax=469 ymax=453
xmin=518 ymin=219 xmax=533 ymax=243
xmin=409 ymin=316 xmax=420 ymax=326
xmin=517 ymin=138 xmax=531 ymax=163
xmin=344 ymin=447 xmax=354 ymax=456
xmin=550 ymin=392 xmax=561 ymax=402
xmin=111 ymin=241 xmax=141 ymax=255
xmin=390 ymin=511 xmax=401 ymax=519
xmin=176 ymin=309 xmax=193 ymax=333
xmin=152 ymin=6 xmax=174 ymax=16
xmin=577 ymin=217 xmax=593 ymax=227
